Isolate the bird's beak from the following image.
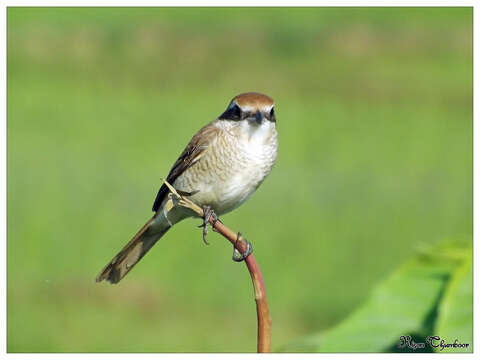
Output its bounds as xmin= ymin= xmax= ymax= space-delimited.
xmin=255 ymin=111 xmax=264 ymax=124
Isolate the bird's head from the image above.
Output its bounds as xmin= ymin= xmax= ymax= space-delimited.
xmin=219 ymin=92 xmax=276 ymax=124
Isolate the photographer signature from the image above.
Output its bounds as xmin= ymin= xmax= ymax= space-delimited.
xmin=398 ymin=335 xmax=469 ymax=351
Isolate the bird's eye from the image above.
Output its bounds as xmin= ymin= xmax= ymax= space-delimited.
xmin=219 ymin=103 xmax=243 ymax=120
xmin=232 ymin=104 xmax=242 ymax=119
xmin=270 ymin=108 xmax=275 ymax=118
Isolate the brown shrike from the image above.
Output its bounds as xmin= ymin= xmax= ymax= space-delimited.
xmin=96 ymin=92 xmax=278 ymax=284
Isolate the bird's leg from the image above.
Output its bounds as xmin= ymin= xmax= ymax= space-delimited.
xmin=232 ymin=232 xmax=253 ymax=262
xmin=198 ymin=205 xmax=219 ymax=245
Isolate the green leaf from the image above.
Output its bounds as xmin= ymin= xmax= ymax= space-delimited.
xmin=433 ymin=253 xmax=473 ymax=353
xmin=281 ymin=241 xmax=471 ymax=352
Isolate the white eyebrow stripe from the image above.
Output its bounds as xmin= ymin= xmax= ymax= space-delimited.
xmin=238 ymin=104 xmax=274 ymax=113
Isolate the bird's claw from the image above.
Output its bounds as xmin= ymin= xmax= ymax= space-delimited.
xmin=232 ymin=232 xmax=253 ymax=262
xmin=198 ymin=205 xmax=218 ymax=245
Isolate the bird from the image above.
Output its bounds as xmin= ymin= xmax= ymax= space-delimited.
xmin=96 ymin=92 xmax=278 ymax=284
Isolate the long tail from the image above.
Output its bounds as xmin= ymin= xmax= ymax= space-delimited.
xmin=96 ymin=215 xmax=170 ymax=284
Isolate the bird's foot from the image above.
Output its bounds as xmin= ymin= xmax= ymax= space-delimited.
xmin=197 ymin=205 xmax=219 ymax=245
xmin=232 ymin=232 xmax=253 ymax=262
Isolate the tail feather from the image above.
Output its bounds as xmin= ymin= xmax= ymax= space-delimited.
xmin=96 ymin=216 xmax=170 ymax=284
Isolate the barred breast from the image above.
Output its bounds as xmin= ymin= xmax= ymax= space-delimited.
xmin=173 ymin=119 xmax=278 ymax=215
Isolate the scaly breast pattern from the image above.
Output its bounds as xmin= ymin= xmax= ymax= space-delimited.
xmin=174 ymin=121 xmax=278 ymax=215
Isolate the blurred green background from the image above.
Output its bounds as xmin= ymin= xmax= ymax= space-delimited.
xmin=7 ymin=7 xmax=472 ymax=352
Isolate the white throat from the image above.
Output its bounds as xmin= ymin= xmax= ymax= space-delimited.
xmin=240 ymin=119 xmax=276 ymax=144
xmin=215 ymin=118 xmax=276 ymax=144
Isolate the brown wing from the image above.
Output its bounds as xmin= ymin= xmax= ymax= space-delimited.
xmin=152 ymin=122 xmax=220 ymax=212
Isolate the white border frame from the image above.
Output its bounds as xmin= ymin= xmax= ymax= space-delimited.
xmin=1 ymin=2 xmax=476 ymax=359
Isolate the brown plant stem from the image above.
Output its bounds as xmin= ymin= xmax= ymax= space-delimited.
xmin=206 ymin=219 xmax=272 ymax=353
xmin=163 ymin=181 xmax=272 ymax=353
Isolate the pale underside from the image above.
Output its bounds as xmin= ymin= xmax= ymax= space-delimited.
xmin=154 ymin=118 xmax=278 ymax=228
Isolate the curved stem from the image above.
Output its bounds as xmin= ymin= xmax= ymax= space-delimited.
xmin=208 ymin=219 xmax=272 ymax=353
xmin=163 ymin=180 xmax=272 ymax=352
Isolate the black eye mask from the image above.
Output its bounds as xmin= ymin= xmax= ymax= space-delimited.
xmin=219 ymin=103 xmax=243 ymax=121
